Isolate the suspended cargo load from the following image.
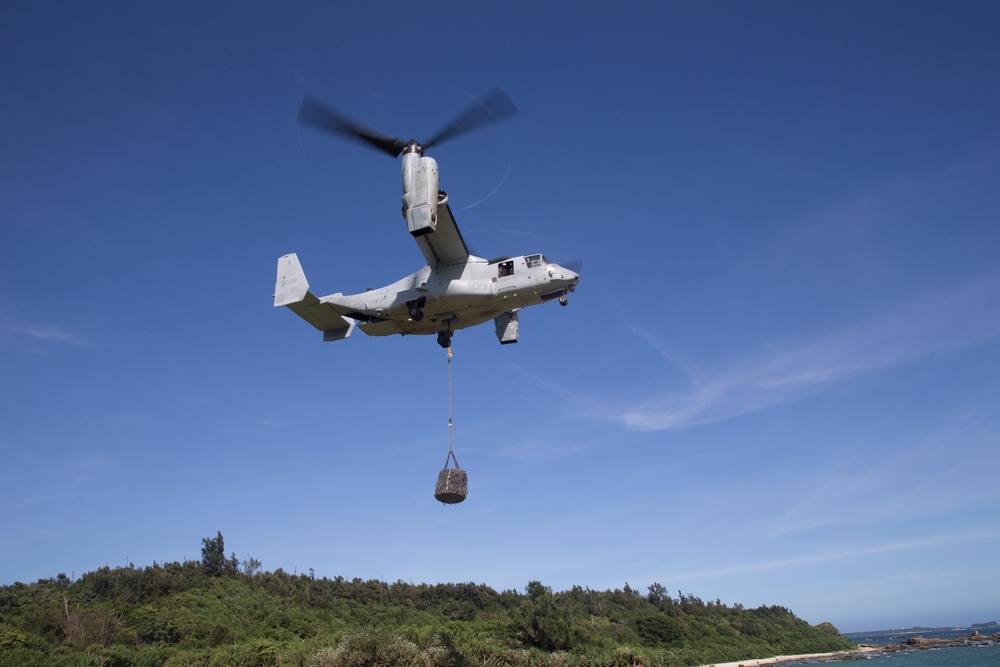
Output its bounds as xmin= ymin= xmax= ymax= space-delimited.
xmin=435 ymin=344 xmax=467 ymax=504
xmin=434 ymin=454 xmax=468 ymax=504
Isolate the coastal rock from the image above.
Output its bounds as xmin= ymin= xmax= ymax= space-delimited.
xmin=902 ymin=637 xmax=933 ymax=646
xmin=888 ymin=633 xmax=1000 ymax=651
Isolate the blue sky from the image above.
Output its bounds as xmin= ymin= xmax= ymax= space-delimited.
xmin=2 ymin=1 xmax=999 ymax=633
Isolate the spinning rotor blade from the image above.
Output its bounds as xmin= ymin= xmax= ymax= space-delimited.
xmin=562 ymin=259 xmax=583 ymax=275
xmin=298 ymin=88 xmax=517 ymax=157
xmin=424 ymin=88 xmax=519 ymax=150
xmin=298 ymin=96 xmax=407 ymax=157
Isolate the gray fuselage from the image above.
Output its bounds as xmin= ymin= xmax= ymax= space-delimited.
xmin=321 ymin=253 xmax=578 ymax=337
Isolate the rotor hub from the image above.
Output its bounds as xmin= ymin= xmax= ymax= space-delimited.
xmin=401 ymin=140 xmax=423 ymax=156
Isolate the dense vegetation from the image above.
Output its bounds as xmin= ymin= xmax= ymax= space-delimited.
xmin=0 ymin=533 xmax=855 ymax=667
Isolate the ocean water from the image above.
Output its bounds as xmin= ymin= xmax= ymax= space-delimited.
xmin=785 ymin=642 xmax=1000 ymax=667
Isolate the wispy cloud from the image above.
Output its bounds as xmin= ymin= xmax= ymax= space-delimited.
xmin=763 ymin=409 xmax=1000 ymax=537
xmin=3 ymin=322 xmax=91 ymax=347
xmin=668 ymin=528 xmax=1000 ymax=583
xmin=611 ymin=273 xmax=1000 ymax=431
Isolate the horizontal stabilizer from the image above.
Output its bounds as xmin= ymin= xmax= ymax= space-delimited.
xmin=274 ymin=253 xmax=355 ymax=341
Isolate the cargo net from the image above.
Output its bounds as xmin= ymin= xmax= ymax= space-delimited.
xmin=435 ymin=449 xmax=467 ymax=504
xmin=434 ymin=346 xmax=467 ymax=504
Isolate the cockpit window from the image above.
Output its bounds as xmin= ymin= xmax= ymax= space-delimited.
xmin=498 ymin=260 xmax=514 ymax=277
xmin=526 ymin=254 xmax=542 ymax=268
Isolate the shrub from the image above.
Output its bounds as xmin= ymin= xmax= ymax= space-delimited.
xmin=311 ymin=629 xmax=418 ymax=667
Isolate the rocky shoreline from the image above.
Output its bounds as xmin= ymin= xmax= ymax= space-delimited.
xmin=878 ymin=630 xmax=1000 ymax=653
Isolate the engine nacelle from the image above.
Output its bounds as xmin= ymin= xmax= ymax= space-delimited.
xmin=401 ymin=153 xmax=439 ymax=237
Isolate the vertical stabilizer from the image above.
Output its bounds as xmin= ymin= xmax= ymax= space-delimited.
xmin=274 ymin=253 xmax=309 ymax=307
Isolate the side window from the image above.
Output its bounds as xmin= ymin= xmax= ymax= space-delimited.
xmin=498 ymin=260 xmax=514 ymax=277
xmin=526 ymin=254 xmax=541 ymax=268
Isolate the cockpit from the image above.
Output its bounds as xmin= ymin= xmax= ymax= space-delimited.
xmin=497 ymin=254 xmax=552 ymax=278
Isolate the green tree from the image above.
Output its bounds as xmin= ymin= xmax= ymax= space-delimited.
xmin=241 ymin=555 xmax=263 ymax=578
xmin=525 ymin=581 xmax=551 ymax=601
xmin=516 ymin=582 xmax=583 ymax=651
xmin=201 ymin=531 xmax=230 ymax=577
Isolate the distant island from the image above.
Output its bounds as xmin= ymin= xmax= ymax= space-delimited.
xmin=845 ymin=622 xmax=997 ymax=636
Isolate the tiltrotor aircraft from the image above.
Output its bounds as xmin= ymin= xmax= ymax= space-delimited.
xmin=275 ymin=89 xmax=580 ymax=349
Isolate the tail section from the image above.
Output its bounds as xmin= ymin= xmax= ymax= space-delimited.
xmin=274 ymin=253 xmax=310 ymax=307
xmin=274 ymin=253 xmax=355 ymax=342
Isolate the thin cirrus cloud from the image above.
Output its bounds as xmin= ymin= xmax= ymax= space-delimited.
xmin=666 ymin=527 xmax=1000 ymax=584
xmin=3 ymin=321 xmax=91 ymax=347
xmin=614 ymin=272 xmax=1000 ymax=432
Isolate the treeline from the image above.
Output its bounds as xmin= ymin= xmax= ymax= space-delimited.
xmin=0 ymin=533 xmax=855 ymax=667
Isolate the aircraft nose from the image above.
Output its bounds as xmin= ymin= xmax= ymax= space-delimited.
xmin=546 ymin=260 xmax=581 ymax=287
xmin=550 ymin=266 xmax=577 ymax=281
xmin=562 ymin=261 xmax=582 ymax=284
xmin=551 ymin=264 xmax=580 ymax=293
